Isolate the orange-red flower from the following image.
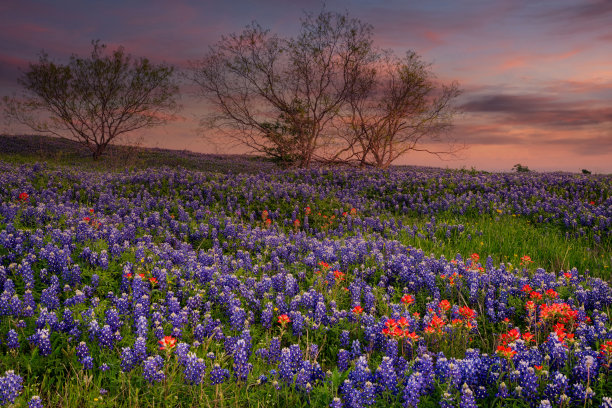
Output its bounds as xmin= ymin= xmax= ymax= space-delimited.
xmin=385 ymin=318 xmax=397 ymax=329
xmin=439 ymin=300 xmax=451 ymax=312
xmin=522 ymin=332 xmax=535 ymax=343
xmin=159 ymin=336 xmax=177 ymax=350
xmin=149 ymin=277 xmax=158 ymax=284
xmin=545 ymin=289 xmax=558 ymax=299
xmin=500 ymin=328 xmax=520 ymax=346
xmin=278 ymin=314 xmax=291 ymax=325
xmin=405 ymin=331 xmax=419 ymax=341
xmin=458 ymin=306 xmax=476 ymax=319
xmin=401 ymin=294 xmax=415 ymax=306
xmin=430 ymin=314 xmax=446 ymax=329
xmin=496 ymin=345 xmax=516 ymax=359
xmin=352 ymin=305 xmax=363 ymax=314
xmin=18 ymin=192 xmax=29 ymax=202
xmin=471 ymin=253 xmax=480 ymax=262
xmin=530 ymin=291 xmax=542 ymax=300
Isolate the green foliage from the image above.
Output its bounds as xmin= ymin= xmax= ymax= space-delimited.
xmin=512 ymin=163 xmax=530 ymax=173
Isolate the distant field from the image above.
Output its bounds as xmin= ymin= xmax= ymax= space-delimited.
xmin=0 ymin=134 xmax=610 ymax=407
xmin=0 ymin=134 xmax=276 ymax=174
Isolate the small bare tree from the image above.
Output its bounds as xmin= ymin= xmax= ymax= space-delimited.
xmin=335 ymin=51 xmax=461 ymax=168
xmin=3 ymin=41 xmax=179 ymax=160
xmin=188 ymin=10 xmax=375 ymax=168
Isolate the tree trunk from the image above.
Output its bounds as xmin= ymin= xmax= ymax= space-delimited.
xmin=92 ymin=144 xmax=104 ymax=161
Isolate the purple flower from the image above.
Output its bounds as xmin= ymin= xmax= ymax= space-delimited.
xmin=210 ymin=364 xmax=230 ymax=385
xmin=460 ymin=383 xmax=477 ymax=408
xmin=6 ymin=329 xmax=19 ymax=350
xmin=28 ymin=395 xmax=43 ymax=408
xmin=0 ymin=370 xmax=23 ymax=406
xmin=142 ymin=355 xmax=165 ymax=383
xmin=183 ymin=352 xmax=206 ymax=385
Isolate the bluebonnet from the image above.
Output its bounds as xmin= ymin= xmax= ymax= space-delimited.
xmin=6 ymin=329 xmax=19 ymax=349
xmin=120 ymin=347 xmax=136 ymax=373
xmin=233 ymin=339 xmax=252 ymax=381
xmin=210 ymin=364 xmax=230 ymax=385
xmin=183 ymin=352 xmax=206 ymax=385
xmin=460 ymin=383 xmax=477 ymax=408
xmin=375 ymin=356 xmax=398 ymax=393
xmin=28 ymin=395 xmax=43 ymax=408
xmin=142 ymin=356 xmax=165 ymax=383
xmin=0 ymin=370 xmax=23 ymax=406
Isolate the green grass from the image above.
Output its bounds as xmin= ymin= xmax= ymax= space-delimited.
xmin=391 ymin=212 xmax=610 ymax=281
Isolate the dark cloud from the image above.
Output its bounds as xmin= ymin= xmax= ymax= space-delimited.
xmin=529 ymin=0 xmax=612 ymax=36
xmin=461 ymin=94 xmax=612 ymax=129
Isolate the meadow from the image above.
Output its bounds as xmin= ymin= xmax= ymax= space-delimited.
xmin=0 ymin=138 xmax=611 ymax=407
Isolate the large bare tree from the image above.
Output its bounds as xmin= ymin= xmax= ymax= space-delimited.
xmin=335 ymin=51 xmax=462 ymax=168
xmin=3 ymin=41 xmax=179 ymax=160
xmin=187 ymin=10 xmax=375 ymax=167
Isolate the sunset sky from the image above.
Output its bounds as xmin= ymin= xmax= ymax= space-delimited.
xmin=1 ymin=0 xmax=611 ymax=173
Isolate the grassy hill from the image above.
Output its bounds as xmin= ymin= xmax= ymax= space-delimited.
xmin=0 ymin=134 xmax=276 ymax=173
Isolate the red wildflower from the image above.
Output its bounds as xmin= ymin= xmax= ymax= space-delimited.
xmin=530 ymin=291 xmax=543 ymax=300
xmin=545 ymin=289 xmax=558 ymax=299
xmin=526 ymin=301 xmax=536 ymax=312
xmin=385 ymin=319 xmax=397 ymax=329
xmin=458 ymin=306 xmax=476 ymax=319
xmin=159 ymin=336 xmax=177 ymax=350
xmin=600 ymin=341 xmax=612 ymax=356
xmin=439 ymin=300 xmax=451 ymax=312
xmin=333 ymin=270 xmax=345 ymax=281
xmin=352 ymin=305 xmax=363 ymax=315
xmin=496 ymin=345 xmax=516 ymax=359
xmin=18 ymin=192 xmax=29 ymax=202
xmin=405 ymin=331 xmax=419 ymax=341
xmin=401 ymin=294 xmax=415 ymax=306
xmin=278 ymin=314 xmax=291 ymax=325
xmin=430 ymin=315 xmax=446 ymax=329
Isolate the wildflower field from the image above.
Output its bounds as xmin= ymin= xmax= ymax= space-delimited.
xmin=0 ymin=157 xmax=611 ymax=407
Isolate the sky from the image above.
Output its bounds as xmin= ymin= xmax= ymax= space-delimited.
xmin=1 ymin=0 xmax=611 ymax=173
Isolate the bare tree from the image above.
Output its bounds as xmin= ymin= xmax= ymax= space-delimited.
xmin=3 ymin=41 xmax=179 ymax=160
xmin=187 ymin=10 xmax=375 ymax=168
xmin=335 ymin=51 xmax=462 ymax=168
